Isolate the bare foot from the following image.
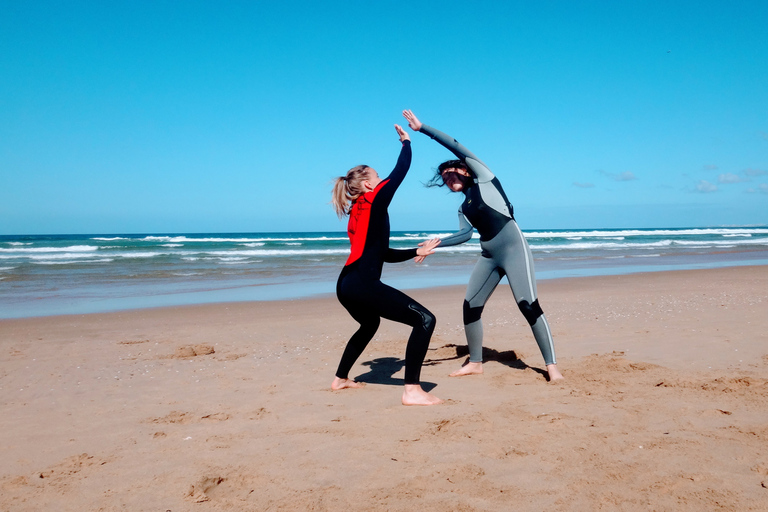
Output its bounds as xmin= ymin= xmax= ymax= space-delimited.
xmin=546 ymin=364 xmax=564 ymax=382
xmin=331 ymin=377 xmax=366 ymax=390
xmin=402 ymin=384 xmax=444 ymax=406
xmin=449 ymin=361 xmax=484 ymax=377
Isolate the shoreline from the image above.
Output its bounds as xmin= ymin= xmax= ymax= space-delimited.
xmin=3 ymin=258 xmax=768 ymax=320
xmin=2 ymin=265 xmax=767 ymax=510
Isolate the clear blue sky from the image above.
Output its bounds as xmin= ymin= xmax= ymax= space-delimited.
xmin=1 ymin=1 xmax=766 ymax=235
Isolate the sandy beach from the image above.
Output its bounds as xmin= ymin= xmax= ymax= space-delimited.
xmin=1 ymin=265 xmax=767 ymax=511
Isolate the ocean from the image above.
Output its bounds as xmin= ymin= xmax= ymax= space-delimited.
xmin=2 ymin=227 xmax=768 ymax=319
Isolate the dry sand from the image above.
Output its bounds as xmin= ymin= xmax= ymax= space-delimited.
xmin=1 ymin=266 xmax=767 ymax=511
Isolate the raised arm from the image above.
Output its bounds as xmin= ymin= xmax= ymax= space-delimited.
xmin=402 ymin=110 xmax=495 ymax=183
xmin=375 ymin=125 xmax=412 ymax=208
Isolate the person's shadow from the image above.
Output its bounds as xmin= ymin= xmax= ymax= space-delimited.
xmin=354 ymin=357 xmax=438 ymax=392
xmin=425 ymin=344 xmax=549 ymax=380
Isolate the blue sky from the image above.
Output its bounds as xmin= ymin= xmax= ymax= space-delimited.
xmin=1 ymin=1 xmax=766 ymax=235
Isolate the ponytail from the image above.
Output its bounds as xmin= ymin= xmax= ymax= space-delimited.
xmin=331 ymin=165 xmax=371 ymax=218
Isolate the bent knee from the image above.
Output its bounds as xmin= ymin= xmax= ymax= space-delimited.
xmin=517 ymin=299 xmax=544 ymax=326
xmin=409 ymin=303 xmax=436 ymax=332
xmin=463 ymin=300 xmax=484 ymax=325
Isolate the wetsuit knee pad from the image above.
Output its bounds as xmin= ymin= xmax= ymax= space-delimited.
xmin=518 ymin=299 xmax=543 ymax=326
xmin=463 ymin=300 xmax=484 ymax=325
xmin=408 ymin=303 xmax=435 ymax=332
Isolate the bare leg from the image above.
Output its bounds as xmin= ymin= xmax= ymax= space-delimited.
xmin=402 ymin=384 xmax=443 ymax=406
xmin=331 ymin=377 xmax=366 ymax=390
xmin=449 ymin=361 xmax=484 ymax=377
xmin=546 ymin=364 xmax=564 ymax=382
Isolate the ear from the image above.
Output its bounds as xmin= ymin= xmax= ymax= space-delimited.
xmin=361 ymin=180 xmax=374 ymax=192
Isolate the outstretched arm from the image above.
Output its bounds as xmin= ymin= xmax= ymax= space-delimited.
xmin=385 ymin=237 xmax=441 ymax=264
xmin=435 ymin=211 xmax=474 ymax=247
xmin=402 ymin=110 xmax=495 ymax=183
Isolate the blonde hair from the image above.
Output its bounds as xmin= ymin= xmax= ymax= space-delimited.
xmin=331 ymin=165 xmax=371 ymax=218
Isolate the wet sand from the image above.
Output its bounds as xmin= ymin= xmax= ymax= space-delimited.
xmin=1 ymin=266 xmax=767 ymax=511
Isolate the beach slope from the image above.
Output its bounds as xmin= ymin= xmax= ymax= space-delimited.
xmin=1 ymin=266 xmax=767 ymax=511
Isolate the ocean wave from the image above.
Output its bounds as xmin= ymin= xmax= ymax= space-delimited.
xmin=0 ymin=245 xmax=99 ymax=253
xmin=530 ymin=241 xmax=673 ymax=251
xmin=529 ymin=236 xmax=768 ymax=251
xmin=117 ymin=252 xmax=166 ymax=259
xmin=525 ymin=227 xmax=768 ymax=239
xmin=141 ymin=235 xmax=348 ymax=243
xmin=24 ymin=252 xmax=107 ymax=260
xmin=203 ymin=249 xmax=351 ymax=257
xmin=35 ymin=258 xmax=114 ymax=265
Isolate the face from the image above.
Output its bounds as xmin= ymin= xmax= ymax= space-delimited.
xmin=362 ymin=169 xmax=382 ymax=192
xmin=441 ymin=168 xmax=470 ymax=192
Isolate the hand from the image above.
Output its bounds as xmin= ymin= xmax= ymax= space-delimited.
xmin=402 ymin=109 xmax=422 ymax=132
xmin=395 ymin=124 xmax=410 ymax=142
xmin=414 ymin=238 xmax=441 ymax=263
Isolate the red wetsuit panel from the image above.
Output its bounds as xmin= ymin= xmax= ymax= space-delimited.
xmin=345 ymin=179 xmax=390 ymax=266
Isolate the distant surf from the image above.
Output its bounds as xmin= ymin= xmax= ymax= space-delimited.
xmin=2 ymin=226 xmax=767 ymax=318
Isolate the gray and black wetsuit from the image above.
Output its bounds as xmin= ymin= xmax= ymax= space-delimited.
xmin=419 ymin=124 xmax=556 ymax=366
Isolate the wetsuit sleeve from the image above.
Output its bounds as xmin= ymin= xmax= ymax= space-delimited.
xmin=384 ymin=248 xmax=419 ymax=263
xmin=436 ymin=210 xmax=474 ymax=247
xmin=419 ymin=124 xmax=495 ymax=184
xmin=375 ymin=140 xmax=412 ymax=208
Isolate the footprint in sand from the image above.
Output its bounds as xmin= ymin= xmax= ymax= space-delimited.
xmin=186 ymin=476 xmax=225 ymax=503
xmin=149 ymin=411 xmax=231 ymax=424
xmin=172 ymin=344 xmax=216 ymax=359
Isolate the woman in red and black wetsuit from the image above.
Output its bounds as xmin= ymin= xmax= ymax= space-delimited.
xmin=330 ymin=124 xmax=443 ymax=406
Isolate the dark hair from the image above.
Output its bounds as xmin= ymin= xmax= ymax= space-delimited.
xmin=425 ymin=159 xmax=470 ymax=188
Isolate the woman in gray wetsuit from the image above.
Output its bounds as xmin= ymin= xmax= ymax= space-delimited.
xmin=403 ymin=110 xmax=563 ymax=382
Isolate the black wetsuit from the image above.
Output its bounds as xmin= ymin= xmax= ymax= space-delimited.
xmin=335 ymin=140 xmax=436 ymax=385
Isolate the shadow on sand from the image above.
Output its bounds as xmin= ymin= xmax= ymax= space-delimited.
xmin=355 ymin=357 xmax=438 ymax=392
xmin=425 ymin=344 xmax=549 ymax=380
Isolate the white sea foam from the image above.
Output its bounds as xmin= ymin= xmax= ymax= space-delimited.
xmin=0 ymin=245 xmax=98 ymax=253
xmin=525 ymin=228 xmax=768 ymax=239
xmin=204 ymin=249 xmax=350 ymax=257
xmin=117 ymin=252 xmax=165 ymax=259
xmin=142 ymin=235 xmax=348 ymax=243
xmin=25 ymin=252 xmax=104 ymax=260
xmin=35 ymin=258 xmax=114 ymax=265
xmin=529 ymin=236 xmax=768 ymax=251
